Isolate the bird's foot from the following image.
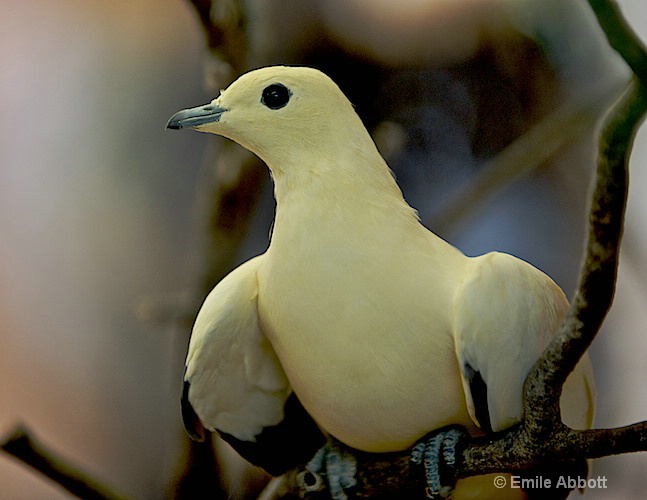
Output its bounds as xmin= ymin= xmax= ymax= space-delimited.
xmin=297 ymin=438 xmax=357 ymax=500
xmin=411 ymin=425 xmax=470 ymax=499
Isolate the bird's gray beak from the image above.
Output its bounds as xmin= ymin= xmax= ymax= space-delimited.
xmin=166 ymin=104 xmax=227 ymax=130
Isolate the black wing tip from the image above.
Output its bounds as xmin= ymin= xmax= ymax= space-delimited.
xmin=181 ymin=380 xmax=207 ymax=442
xmin=218 ymin=394 xmax=326 ymax=476
xmin=464 ymin=363 xmax=493 ymax=434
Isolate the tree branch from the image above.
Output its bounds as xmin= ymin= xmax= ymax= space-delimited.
xmin=0 ymin=425 xmax=126 ymax=500
xmin=523 ymin=79 xmax=646 ymax=427
xmin=589 ymin=0 xmax=647 ymax=83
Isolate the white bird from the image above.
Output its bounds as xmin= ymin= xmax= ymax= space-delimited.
xmin=167 ymin=66 xmax=595 ymax=498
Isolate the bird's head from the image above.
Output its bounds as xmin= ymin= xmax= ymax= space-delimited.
xmin=166 ymin=66 xmax=379 ymax=177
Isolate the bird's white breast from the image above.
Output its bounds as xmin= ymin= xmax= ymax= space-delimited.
xmin=257 ymin=193 xmax=474 ymax=452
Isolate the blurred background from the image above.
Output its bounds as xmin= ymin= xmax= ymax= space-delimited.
xmin=0 ymin=0 xmax=645 ymax=498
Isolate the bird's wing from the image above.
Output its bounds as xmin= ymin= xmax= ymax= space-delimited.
xmin=453 ymin=251 xmax=595 ymax=433
xmin=182 ymin=255 xmax=325 ymax=475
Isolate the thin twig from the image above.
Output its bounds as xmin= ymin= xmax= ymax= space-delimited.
xmin=588 ymin=0 xmax=647 ymax=83
xmin=0 ymin=425 xmax=126 ymax=500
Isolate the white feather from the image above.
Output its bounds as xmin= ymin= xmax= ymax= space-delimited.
xmin=184 ymin=256 xmax=290 ymax=442
xmin=454 ymin=251 xmax=595 ymax=431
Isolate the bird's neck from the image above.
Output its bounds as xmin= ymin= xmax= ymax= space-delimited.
xmin=267 ymin=148 xmax=425 ymax=253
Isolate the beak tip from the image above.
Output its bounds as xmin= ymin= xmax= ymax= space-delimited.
xmin=166 ymin=104 xmax=225 ymax=132
xmin=166 ymin=111 xmax=188 ymax=130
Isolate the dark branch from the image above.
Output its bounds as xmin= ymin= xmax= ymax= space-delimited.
xmin=588 ymin=0 xmax=647 ymax=82
xmin=524 ymin=80 xmax=647 ymax=423
xmin=523 ymin=0 xmax=647 ymax=416
xmin=0 ymin=425 xmax=126 ymax=500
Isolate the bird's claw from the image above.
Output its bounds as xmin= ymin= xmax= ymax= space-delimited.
xmin=411 ymin=425 xmax=470 ymax=499
xmin=297 ymin=438 xmax=357 ymax=500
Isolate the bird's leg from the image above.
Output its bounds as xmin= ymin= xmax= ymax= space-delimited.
xmin=410 ymin=425 xmax=470 ymax=499
xmin=297 ymin=437 xmax=357 ymax=500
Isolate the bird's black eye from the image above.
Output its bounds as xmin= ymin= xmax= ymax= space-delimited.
xmin=261 ymin=83 xmax=291 ymax=110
